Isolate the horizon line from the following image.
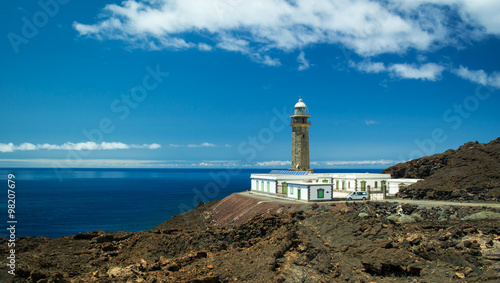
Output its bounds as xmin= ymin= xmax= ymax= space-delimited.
xmin=0 ymin=158 xmax=400 ymax=169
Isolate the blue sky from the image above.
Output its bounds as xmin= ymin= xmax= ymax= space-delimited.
xmin=1 ymin=0 xmax=499 ymax=168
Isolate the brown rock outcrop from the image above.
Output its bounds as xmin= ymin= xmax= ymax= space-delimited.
xmin=383 ymin=137 xmax=500 ymax=201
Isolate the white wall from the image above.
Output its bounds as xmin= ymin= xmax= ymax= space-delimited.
xmin=300 ymin=188 xmax=309 ymax=201
xmin=287 ymin=185 xmax=297 ymax=199
xmin=354 ymin=179 xmax=387 ymax=192
xmin=332 ymin=191 xmax=349 ymax=198
xmin=287 ymin=185 xmax=308 ymax=200
xmin=251 ymin=179 xmax=278 ymax=194
xmin=308 ymin=185 xmax=332 ymax=201
xmin=333 ymin=179 xmax=353 ymax=191
xmin=260 ymin=180 xmax=274 ymax=193
xmin=270 ymin=181 xmax=276 ymax=193
xmin=387 ymin=179 xmax=420 ymax=195
xmin=277 ymin=181 xmax=285 ymax=194
xmin=345 ymin=180 xmax=356 ymax=192
xmin=252 ymin=174 xmax=419 ymax=198
xmin=251 ymin=179 xmax=257 ymax=191
xmin=252 ymin=179 xmax=268 ymax=192
xmin=388 ymin=182 xmax=399 ymax=195
xmin=370 ymin=193 xmax=384 ymax=200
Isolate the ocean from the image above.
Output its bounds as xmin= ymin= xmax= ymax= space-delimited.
xmin=0 ymin=168 xmax=382 ymax=238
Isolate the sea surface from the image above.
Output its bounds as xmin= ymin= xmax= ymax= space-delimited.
xmin=0 ymin=168 xmax=382 ymax=238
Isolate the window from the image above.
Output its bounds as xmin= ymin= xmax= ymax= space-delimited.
xmin=261 ymin=181 xmax=264 ymax=191
xmin=348 ymin=182 xmax=350 ymax=188
xmin=290 ymin=187 xmax=294 ymax=194
xmin=317 ymin=189 xmax=324 ymax=198
xmin=336 ymin=180 xmax=339 ymax=190
xmin=375 ymin=181 xmax=378 ymax=188
xmin=267 ymin=182 xmax=270 ymax=192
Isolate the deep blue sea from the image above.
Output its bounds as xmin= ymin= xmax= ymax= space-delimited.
xmin=0 ymin=168 xmax=382 ymax=238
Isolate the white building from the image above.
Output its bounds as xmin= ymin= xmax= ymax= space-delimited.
xmin=250 ymin=170 xmax=420 ymax=201
xmin=249 ymin=98 xmax=421 ymax=202
xmin=386 ymin=179 xmax=421 ymax=195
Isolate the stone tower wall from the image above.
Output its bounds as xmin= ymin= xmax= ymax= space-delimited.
xmin=291 ymin=118 xmax=310 ymax=170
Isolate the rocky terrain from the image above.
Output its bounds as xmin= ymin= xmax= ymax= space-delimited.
xmin=1 ymin=193 xmax=499 ymax=282
xmin=382 ymin=137 xmax=500 ymax=201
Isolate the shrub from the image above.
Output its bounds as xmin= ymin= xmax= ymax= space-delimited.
xmin=398 ymin=214 xmax=416 ymax=223
xmin=358 ymin=212 xmax=369 ymax=218
xmin=387 ymin=215 xmax=399 ymax=222
xmin=462 ymin=211 xmax=500 ymax=221
xmin=411 ymin=213 xmax=423 ymax=222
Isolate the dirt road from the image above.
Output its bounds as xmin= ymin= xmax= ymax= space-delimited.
xmin=378 ymin=198 xmax=500 ymax=208
xmin=243 ymin=191 xmax=500 ymax=208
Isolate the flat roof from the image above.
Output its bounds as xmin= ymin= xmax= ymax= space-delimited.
xmin=251 ymin=172 xmax=392 ymax=179
xmin=286 ymin=181 xmax=332 ymax=186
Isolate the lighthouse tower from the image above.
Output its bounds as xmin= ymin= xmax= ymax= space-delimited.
xmin=290 ymin=98 xmax=311 ymax=171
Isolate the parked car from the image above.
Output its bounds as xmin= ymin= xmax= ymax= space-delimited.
xmin=346 ymin=191 xmax=367 ymax=200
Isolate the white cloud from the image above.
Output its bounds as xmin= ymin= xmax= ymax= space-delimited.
xmin=256 ymin=160 xmax=291 ymax=167
xmin=72 ymin=23 xmax=98 ymax=36
xmin=354 ymin=60 xmax=500 ymax=87
xmin=395 ymin=0 xmax=500 ymax=36
xmin=259 ymin=55 xmax=281 ymax=67
xmin=388 ymin=63 xmax=445 ymax=81
xmin=73 ymin=0 xmax=500 ymax=64
xmin=322 ymin=160 xmax=400 ymax=166
xmin=146 ymin=143 xmax=162 ymax=149
xmin=353 ymin=60 xmax=445 ymax=81
xmin=460 ymin=0 xmax=500 ymax=35
xmin=0 ymin=158 xmax=401 ymax=168
xmin=197 ymin=43 xmax=212 ymax=51
xmin=353 ymin=61 xmax=386 ymax=73
xmin=216 ymin=36 xmax=250 ymax=53
xmin=215 ymin=35 xmax=281 ymax=66
xmin=169 ymin=142 xmax=220 ymax=148
xmin=0 ymin=143 xmax=14 ymax=153
xmin=17 ymin=143 xmax=38 ymax=151
xmin=297 ymin=51 xmax=310 ymax=71
xmin=201 ymin=142 xmax=216 ymax=147
xmin=188 ymin=142 xmax=216 ymax=148
xmin=365 ymin=120 xmax=379 ymax=125
xmin=0 ymin=142 xmax=161 ymax=153
xmin=453 ymin=66 xmax=500 ymax=89
xmin=253 ymin=160 xmax=401 ymax=168
xmin=488 ymin=74 xmax=500 ymax=89
xmin=0 ymin=159 xmax=167 ymax=168
xmin=416 ymin=54 xmax=427 ymax=62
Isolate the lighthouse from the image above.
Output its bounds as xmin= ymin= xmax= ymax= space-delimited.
xmin=290 ymin=98 xmax=311 ymax=171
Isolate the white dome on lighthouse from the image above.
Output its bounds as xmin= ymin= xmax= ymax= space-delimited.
xmin=295 ymin=98 xmax=307 ymax=108
xmin=292 ymin=98 xmax=310 ymax=117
